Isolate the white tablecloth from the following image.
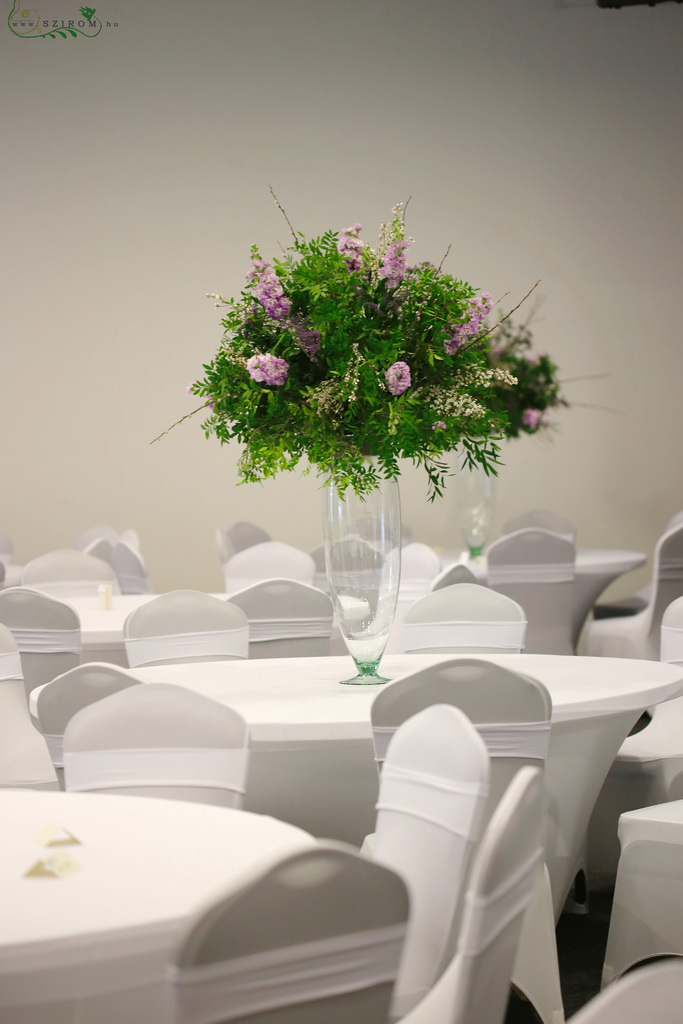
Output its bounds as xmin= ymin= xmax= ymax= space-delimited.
xmin=0 ymin=790 xmax=314 ymax=1021
xmin=133 ymin=652 xmax=683 ymax=919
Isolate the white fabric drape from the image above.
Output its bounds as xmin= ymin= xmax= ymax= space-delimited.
xmin=64 ymin=747 xmax=249 ymax=794
xmin=403 ymin=620 xmax=526 ymax=653
xmin=372 ymin=720 xmax=550 ymax=764
xmin=11 ymin=628 xmax=80 ymax=654
xmin=458 ymin=846 xmax=543 ymax=957
xmin=125 ymin=628 xmax=247 ymax=667
xmin=487 ymin=563 xmax=574 ymax=585
xmin=248 ymin=616 xmax=333 ymax=642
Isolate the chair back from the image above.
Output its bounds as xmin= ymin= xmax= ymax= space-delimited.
xmin=570 ymin=959 xmax=683 ymax=1024
xmin=229 ymin=579 xmax=334 ymax=658
xmin=112 ymin=540 xmax=152 ymax=594
xmin=403 ymin=583 xmax=526 ymax=654
xmin=502 ymin=510 xmax=576 ymax=543
xmin=660 ymin=595 xmax=683 ymax=665
xmin=371 ymin=657 xmax=551 ymax=821
xmin=0 ymin=587 xmax=81 ymax=697
xmin=21 ymin=549 xmax=120 ymax=598
xmin=123 ymin=590 xmax=249 ymax=668
xmin=217 ymin=522 xmax=273 ymax=566
xmin=75 ymin=524 xmax=119 ymax=551
xmin=309 ymin=543 xmax=329 ymax=592
xmin=170 ymin=844 xmax=409 ymax=1024
xmin=646 ymin=524 xmax=683 ymax=658
xmin=486 ymin=529 xmax=575 ymax=654
xmin=36 ymin=662 xmax=143 ymax=774
xmin=443 ymin=767 xmax=544 ymax=1024
xmin=82 ymin=537 xmax=115 ymax=565
xmin=224 ymin=541 xmax=315 ymax=593
xmin=399 ymin=543 xmax=441 ymax=602
xmin=119 ymin=527 xmax=140 ymax=550
xmin=63 ymin=682 xmax=250 ymax=808
xmin=0 ymin=622 xmax=56 ymax=788
xmin=431 ymin=563 xmax=477 ymax=591
xmin=373 ymin=705 xmax=490 ymax=1017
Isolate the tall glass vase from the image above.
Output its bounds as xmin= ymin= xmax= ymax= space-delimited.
xmin=456 ymin=456 xmax=496 ymax=560
xmin=323 ymin=469 xmax=401 ymax=685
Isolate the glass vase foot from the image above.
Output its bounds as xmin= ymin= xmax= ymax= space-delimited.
xmin=339 ymin=659 xmax=391 ymax=685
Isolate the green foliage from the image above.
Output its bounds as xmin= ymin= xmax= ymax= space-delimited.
xmin=189 ymin=206 xmax=517 ymax=498
xmin=486 ymin=317 xmax=569 ymax=438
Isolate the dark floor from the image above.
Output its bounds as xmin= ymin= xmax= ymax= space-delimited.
xmin=505 ymin=890 xmax=614 ymax=1022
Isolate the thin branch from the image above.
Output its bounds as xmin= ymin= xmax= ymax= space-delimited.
xmin=269 ymin=185 xmax=298 ymax=243
xmin=150 ymin=403 xmax=212 ymax=445
xmin=437 ymin=244 xmax=451 ymax=273
xmin=457 ymin=280 xmax=542 ymax=357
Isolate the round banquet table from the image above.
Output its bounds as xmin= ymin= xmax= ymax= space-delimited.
xmin=440 ymin=547 xmax=647 ymax=649
xmin=134 ymin=652 xmax=683 ymax=921
xmin=0 ymin=789 xmax=314 ymax=1023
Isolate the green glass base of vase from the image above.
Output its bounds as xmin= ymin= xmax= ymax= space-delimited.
xmin=339 ymin=659 xmax=390 ymax=686
xmin=468 ymin=544 xmax=485 ymax=559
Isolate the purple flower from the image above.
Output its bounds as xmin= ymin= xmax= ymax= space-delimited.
xmin=247 ymin=353 xmax=289 ymax=386
xmin=385 ymin=361 xmax=411 ymax=396
xmin=444 ymin=292 xmax=494 ymax=355
xmin=287 ymin=314 xmax=321 ymax=358
xmin=432 ymin=420 xmax=447 ymax=431
xmin=379 ymin=238 xmax=410 ymax=289
xmin=521 ymin=408 xmax=543 ymax=428
xmin=338 ymin=223 xmax=364 ymax=271
xmin=185 ymin=381 xmax=195 ymax=395
xmin=247 ymin=258 xmax=291 ymax=320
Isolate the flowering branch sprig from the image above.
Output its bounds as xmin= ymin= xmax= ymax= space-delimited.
xmin=171 ymin=201 xmax=526 ymax=498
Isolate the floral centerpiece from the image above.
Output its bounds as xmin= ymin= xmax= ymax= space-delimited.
xmin=178 ymin=198 xmax=521 ymax=499
xmin=486 ymin=315 xmax=569 ymax=438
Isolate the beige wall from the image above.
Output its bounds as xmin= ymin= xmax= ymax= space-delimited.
xmin=2 ymin=0 xmax=682 ymax=595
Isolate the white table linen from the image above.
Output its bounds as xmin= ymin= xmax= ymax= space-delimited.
xmin=0 ymin=790 xmax=314 ymax=1021
xmin=131 ymin=652 xmax=683 ymax=922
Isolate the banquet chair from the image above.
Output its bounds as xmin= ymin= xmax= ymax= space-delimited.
xmin=399 ymin=542 xmax=441 ymax=602
xmin=34 ymin=662 xmax=143 ymax=789
xmin=0 ymin=623 xmax=57 ymax=790
xmin=123 ymin=590 xmax=248 ymax=668
xmin=570 ymin=959 xmax=683 ymax=1024
xmin=486 ymin=528 xmax=576 ymax=654
xmin=0 ymin=587 xmax=81 ymax=698
xmin=21 ymin=549 xmax=120 ymax=598
xmin=112 ymin=539 xmax=152 ymax=594
xmin=369 ymin=658 xmax=561 ymax=1024
xmin=170 ymin=843 xmax=410 ymax=1024
xmin=309 ymin=543 xmax=329 ymax=592
xmin=63 ymin=682 xmax=250 ymax=807
xmin=82 ymin=536 xmax=115 ymax=565
xmin=402 ymin=582 xmax=526 ymax=654
xmin=217 ymin=522 xmax=272 ymax=570
xmin=594 ymin=510 xmax=683 ymax=619
xmin=584 ymin=522 xmax=683 ymax=661
xmin=502 ymin=510 xmax=576 ymax=544
xmin=228 ymin=578 xmax=334 ymax=658
xmin=587 ymin=595 xmax=683 ymax=887
xmin=75 ymin=523 xmax=119 ymax=551
xmin=371 ymin=704 xmax=490 ymax=1017
xmin=223 ymin=541 xmax=315 ymax=593
xmin=120 ymin=527 xmax=141 ymax=550
xmin=398 ymin=766 xmax=544 ymax=1024
xmin=430 ymin=563 xmax=477 ymax=591
xmin=601 ymin=800 xmax=683 ymax=986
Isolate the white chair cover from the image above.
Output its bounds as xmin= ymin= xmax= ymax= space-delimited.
xmin=22 ymin=549 xmax=120 ymax=598
xmin=430 ymin=564 xmax=478 ymax=591
xmin=399 ymin=543 xmax=442 ymax=601
xmin=123 ymin=591 xmax=249 ymax=667
xmin=125 ymin=628 xmax=249 ymax=668
xmin=112 ymin=540 xmax=152 ymax=595
xmin=571 ymin=960 xmax=683 ymax=1024
xmin=486 ymin=529 xmax=576 ymax=655
xmin=170 ymin=844 xmax=409 ymax=1024
xmin=75 ymin=524 xmax=120 ymax=551
xmin=602 ymin=800 xmax=683 ymax=986
xmin=0 ymin=626 xmax=57 ymax=788
xmin=403 ymin=620 xmax=526 ymax=653
xmin=398 ymin=766 xmax=544 ymax=1024
xmin=584 ymin=523 xmax=683 ymax=661
xmin=223 ymin=542 xmax=315 ymax=592
xmin=228 ymin=579 xmax=334 ymax=658
xmin=402 ymin=583 xmax=527 ymax=654
xmin=372 ymin=704 xmax=490 ymax=1017
xmin=172 ymin=923 xmax=406 ymax=1024
xmin=502 ymin=510 xmax=576 ymax=544
xmin=0 ymin=587 xmax=81 ymax=697
xmin=63 ymin=682 xmax=250 ymax=809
